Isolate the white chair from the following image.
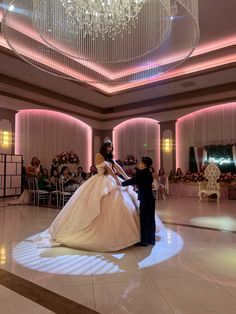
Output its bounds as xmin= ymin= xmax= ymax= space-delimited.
xmin=156 ymin=176 xmax=169 ymax=200
xmin=152 ymin=178 xmax=158 ymax=199
xmin=27 ymin=176 xmax=37 ymax=205
xmin=59 ymin=179 xmax=72 ymax=207
xmin=34 ymin=178 xmax=50 ymax=206
xmin=49 ymin=178 xmax=60 ymax=208
xmin=198 ymin=162 xmax=221 ymax=202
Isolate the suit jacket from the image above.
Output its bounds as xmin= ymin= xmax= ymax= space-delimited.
xmin=76 ymin=172 xmax=87 ymax=180
xmin=122 ymin=168 xmax=153 ymax=200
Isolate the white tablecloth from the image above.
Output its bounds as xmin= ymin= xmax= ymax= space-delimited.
xmin=169 ymin=182 xmax=229 ymax=199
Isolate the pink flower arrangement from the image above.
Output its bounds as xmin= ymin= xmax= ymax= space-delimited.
xmin=219 ymin=172 xmax=236 ymax=184
xmin=182 ymin=172 xmax=236 ymax=183
xmin=123 ymin=154 xmax=138 ymax=166
xmin=55 ymin=151 xmax=80 ymax=165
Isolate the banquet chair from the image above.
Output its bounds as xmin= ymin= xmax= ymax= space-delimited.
xmin=152 ymin=178 xmax=158 ymax=199
xmin=49 ymin=179 xmax=60 ymax=208
xmin=27 ymin=176 xmax=36 ymax=205
xmin=58 ymin=179 xmax=72 ymax=207
xmin=33 ymin=177 xmax=50 ymax=206
xmin=198 ymin=162 xmax=221 ymax=202
xmin=152 ymin=177 xmax=169 ymax=200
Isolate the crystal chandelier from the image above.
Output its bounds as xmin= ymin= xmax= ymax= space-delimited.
xmin=2 ymin=0 xmax=200 ymax=87
xmin=59 ymin=0 xmax=145 ymax=40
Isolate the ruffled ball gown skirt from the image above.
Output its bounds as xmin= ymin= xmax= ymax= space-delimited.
xmin=28 ymin=164 xmax=141 ymax=252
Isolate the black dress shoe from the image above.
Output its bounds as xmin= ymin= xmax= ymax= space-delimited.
xmin=136 ymin=242 xmax=148 ymax=247
xmin=148 ymin=241 xmax=156 ymax=245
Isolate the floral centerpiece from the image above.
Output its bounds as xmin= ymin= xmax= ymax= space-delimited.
xmin=182 ymin=172 xmax=236 ymax=184
xmin=218 ymin=172 xmax=236 ymax=184
xmin=55 ymin=151 xmax=80 ymax=165
xmin=115 ymin=159 xmax=124 ymax=167
xmin=123 ymin=154 xmax=138 ymax=166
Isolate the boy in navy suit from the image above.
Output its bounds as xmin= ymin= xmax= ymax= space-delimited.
xmin=122 ymin=156 xmax=156 ymax=246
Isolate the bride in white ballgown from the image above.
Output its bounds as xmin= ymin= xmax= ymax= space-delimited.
xmin=28 ymin=140 xmax=140 ymax=252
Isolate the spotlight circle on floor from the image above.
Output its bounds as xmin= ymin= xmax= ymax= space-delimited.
xmin=12 ymin=228 xmax=184 ymax=275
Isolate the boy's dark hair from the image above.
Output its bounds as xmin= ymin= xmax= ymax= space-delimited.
xmin=141 ymin=156 xmax=153 ymax=168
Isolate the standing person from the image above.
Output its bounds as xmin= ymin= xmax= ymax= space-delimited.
xmin=21 ymin=161 xmax=27 ymax=193
xmin=26 ymin=156 xmax=41 ymax=177
xmin=122 ymin=156 xmax=156 ymax=246
xmin=157 ymin=168 xmax=167 ymax=199
xmin=28 ymin=140 xmax=141 ymax=252
xmin=8 ymin=156 xmax=41 ymax=205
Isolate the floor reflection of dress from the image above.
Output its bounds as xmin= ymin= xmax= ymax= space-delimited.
xmin=29 ymin=160 xmax=141 ymax=252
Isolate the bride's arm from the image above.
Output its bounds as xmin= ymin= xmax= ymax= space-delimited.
xmin=105 ymin=164 xmax=121 ymax=186
xmin=113 ymin=161 xmax=130 ymax=180
xmin=95 ymin=153 xmax=120 ymax=186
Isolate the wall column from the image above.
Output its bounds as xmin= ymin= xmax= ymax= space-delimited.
xmin=0 ymin=108 xmax=17 ymax=155
xmin=159 ymin=120 xmax=176 ymax=174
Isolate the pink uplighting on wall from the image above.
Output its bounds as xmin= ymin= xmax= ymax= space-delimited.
xmin=177 ymin=102 xmax=236 ymax=123
xmin=0 ymin=15 xmax=236 ymax=94
xmin=113 ymin=117 xmax=160 ymax=171
xmin=175 ymin=119 xmax=180 ymax=169
xmin=176 ymin=102 xmax=236 ymax=169
xmin=15 ymin=109 xmax=92 ymax=172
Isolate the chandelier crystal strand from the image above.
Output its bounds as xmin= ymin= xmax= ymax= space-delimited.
xmin=32 ymin=0 xmax=171 ymax=63
xmin=2 ymin=0 xmax=200 ymax=85
xmin=59 ymin=0 xmax=145 ymax=40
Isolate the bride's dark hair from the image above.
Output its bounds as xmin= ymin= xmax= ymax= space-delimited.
xmin=99 ymin=140 xmax=114 ymax=162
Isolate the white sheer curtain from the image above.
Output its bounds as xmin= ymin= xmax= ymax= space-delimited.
xmin=113 ymin=118 xmax=160 ymax=171
xmin=233 ymin=145 xmax=236 ymax=168
xmin=15 ymin=109 xmax=92 ymax=172
xmin=176 ymin=102 xmax=236 ymax=172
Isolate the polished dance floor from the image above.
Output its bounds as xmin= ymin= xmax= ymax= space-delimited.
xmin=1 ymin=196 xmax=236 ymax=314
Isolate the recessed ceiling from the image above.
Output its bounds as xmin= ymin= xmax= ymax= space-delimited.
xmin=0 ymin=0 xmax=235 ymax=122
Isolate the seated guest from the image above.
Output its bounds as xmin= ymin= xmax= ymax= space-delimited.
xmin=8 ymin=156 xmax=41 ymax=205
xmin=50 ymin=158 xmax=59 ymax=176
xmin=87 ymin=165 xmax=98 ymax=178
xmin=75 ymin=166 xmax=87 ymax=183
xmin=38 ymin=168 xmax=51 ymax=191
xmin=149 ymin=166 xmax=156 ymax=179
xmin=184 ymin=169 xmax=192 ymax=182
xmin=157 ymin=168 xmax=168 ymax=199
xmin=60 ymin=166 xmax=80 ymax=193
xmin=169 ymin=169 xmax=176 ymax=180
xmin=175 ymin=168 xmax=184 ymax=181
xmin=50 ymin=169 xmax=59 ymax=190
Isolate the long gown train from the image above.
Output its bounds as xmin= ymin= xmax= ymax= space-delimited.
xmin=28 ymin=161 xmax=141 ymax=252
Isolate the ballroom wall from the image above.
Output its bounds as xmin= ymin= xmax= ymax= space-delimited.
xmin=113 ymin=118 xmax=160 ymax=171
xmin=176 ymin=102 xmax=236 ymax=172
xmin=10 ymin=102 xmax=236 ymax=174
xmin=0 ymin=108 xmax=16 ymax=155
xmin=15 ymin=109 xmax=92 ymax=172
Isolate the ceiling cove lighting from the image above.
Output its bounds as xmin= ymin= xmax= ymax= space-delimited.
xmin=2 ymin=0 xmax=199 ymax=83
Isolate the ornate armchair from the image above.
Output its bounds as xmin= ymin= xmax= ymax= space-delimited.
xmin=198 ymin=162 xmax=221 ymax=202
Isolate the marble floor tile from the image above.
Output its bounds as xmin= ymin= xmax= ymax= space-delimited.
xmin=154 ymin=275 xmax=236 ymax=313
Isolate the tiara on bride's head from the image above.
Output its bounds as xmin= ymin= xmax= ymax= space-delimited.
xmin=104 ymin=139 xmax=112 ymax=145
